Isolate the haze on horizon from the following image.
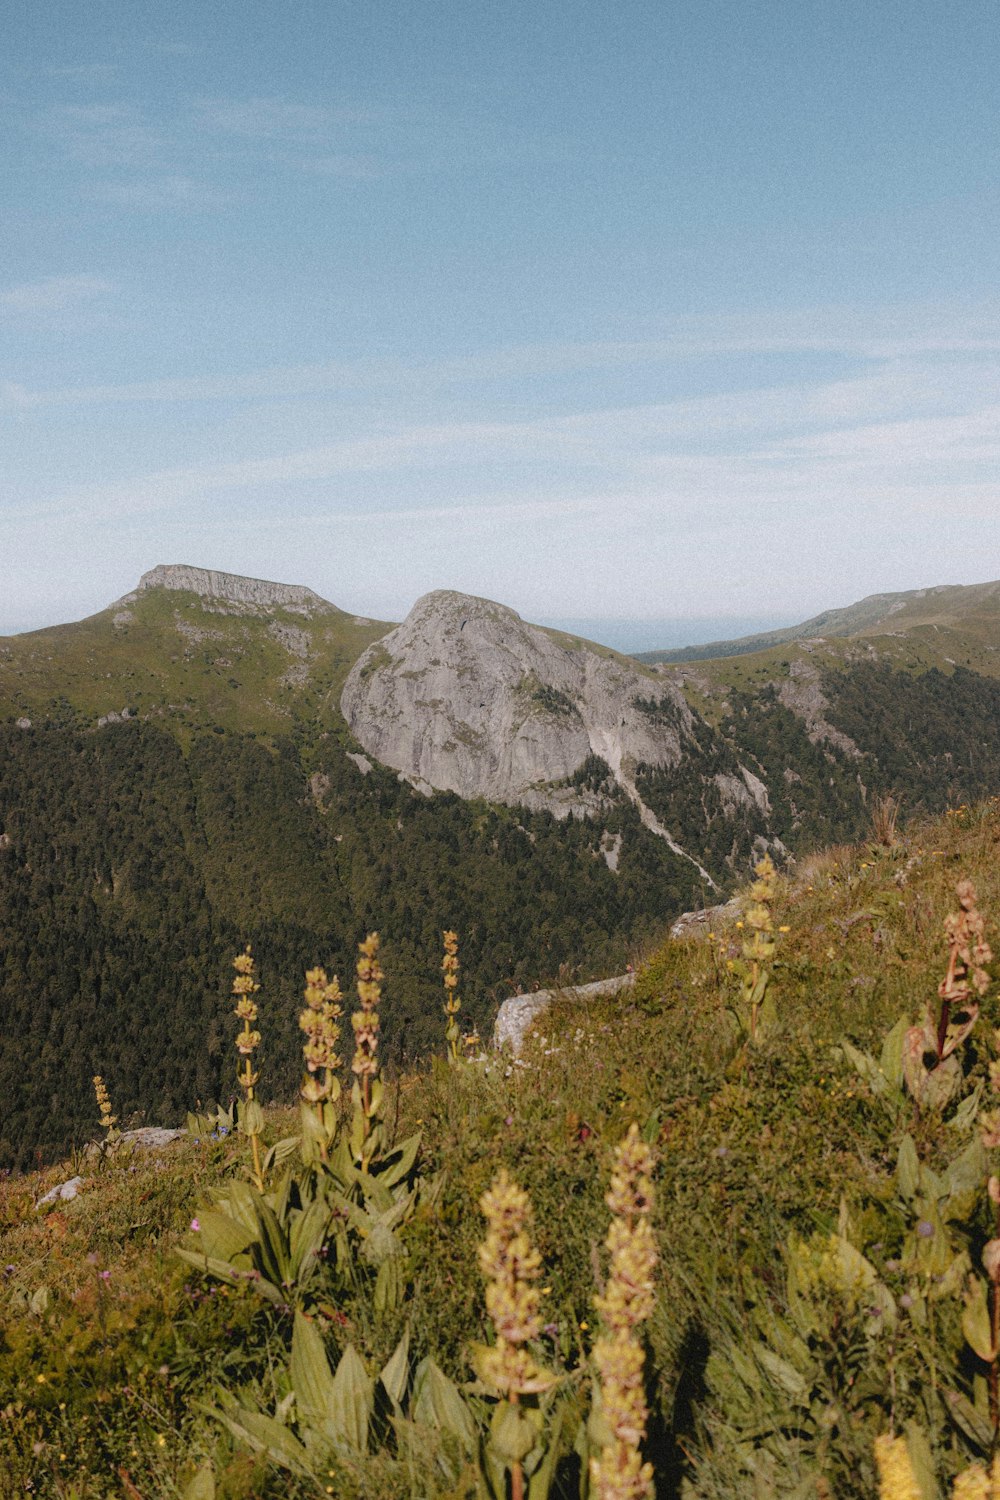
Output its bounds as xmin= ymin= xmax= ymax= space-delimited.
xmin=3 ymin=1 xmax=999 ymax=641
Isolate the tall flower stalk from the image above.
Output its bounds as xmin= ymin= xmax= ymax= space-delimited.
xmin=590 ymin=1124 xmax=658 ymax=1500
xmin=92 ymin=1074 xmax=119 ymax=1145
xmin=299 ymin=966 xmax=343 ymax=1160
xmin=727 ymin=853 xmax=779 ymax=1043
xmin=476 ymin=1169 xmax=554 ymax=1500
xmin=906 ymin=878 xmax=992 ymax=1111
xmin=442 ymin=929 xmax=461 ymax=1064
xmin=351 ymin=932 xmax=383 ymax=1165
xmin=232 ymin=945 xmax=264 ymax=1191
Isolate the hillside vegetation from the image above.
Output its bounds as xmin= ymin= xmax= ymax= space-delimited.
xmin=5 ymin=801 xmax=1000 ymax=1497
xmin=8 ymin=570 xmax=1000 ymax=1172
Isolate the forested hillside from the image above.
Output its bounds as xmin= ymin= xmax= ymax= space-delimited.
xmin=0 ymin=718 xmax=698 ymax=1169
xmin=6 ymin=572 xmax=1000 ymax=1170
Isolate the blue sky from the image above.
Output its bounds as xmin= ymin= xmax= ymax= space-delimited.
xmin=3 ymin=1 xmax=999 ymax=642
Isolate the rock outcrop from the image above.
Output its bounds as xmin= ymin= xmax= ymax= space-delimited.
xmin=341 ymin=590 xmax=720 ymax=881
xmin=122 ymin=565 xmax=334 ymax=617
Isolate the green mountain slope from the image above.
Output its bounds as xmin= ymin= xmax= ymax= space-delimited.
xmin=5 ymin=802 xmax=1000 ymax=1497
xmin=637 ymin=576 xmax=1000 ymax=665
xmin=0 ymin=572 xmax=391 ymax=738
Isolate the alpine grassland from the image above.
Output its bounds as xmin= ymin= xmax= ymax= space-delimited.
xmin=8 ymin=800 xmax=1000 ymax=1496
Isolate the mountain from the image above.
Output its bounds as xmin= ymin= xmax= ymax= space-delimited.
xmin=0 ymin=567 xmax=704 ymax=1169
xmin=637 ymin=577 xmax=1000 ymax=665
xmin=5 ymin=564 xmax=1000 ymax=1168
xmin=0 ymin=562 xmax=391 ymax=737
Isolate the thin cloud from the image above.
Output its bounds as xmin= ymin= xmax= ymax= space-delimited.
xmin=88 ymin=175 xmax=237 ymax=211
xmin=0 ymin=274 xmax=112 ymax=315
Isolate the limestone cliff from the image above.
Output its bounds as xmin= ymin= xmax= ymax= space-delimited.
xmin=341 ymin=590 xmax=727 ymax=882
xmin=122 ymin=565 xmax=335 ymax=617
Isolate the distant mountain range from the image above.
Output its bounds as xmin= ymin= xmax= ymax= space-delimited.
xmin=4 ymin=564 xmax=1000 ymax=1167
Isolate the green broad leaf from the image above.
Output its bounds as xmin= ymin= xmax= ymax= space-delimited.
xmin=525 ymin=1396 xmax=569 ymax=1500
xmin=210 ymin=1403 xmax=310 ymax=1474
xmin=288 ymin=1198 xmax=333 ymax=1282
xmin=290 ymin=1311 xmax=338 ymax=1428
xmin=369 ymin=1077 xmax=384 ymax=1116
xmin=249 ymin=1195 xmax=291 ymax=1287
xmin=238 ymin=1098 xmax=265 ymax=1137
xmin=29 ymin=1285 xmax=49 ymax=1316
xmin=365 ymin=1218 xmax=403 ymax=1267
xmin=379 ymin=1325 xmax=411 ymax=1411
xmin=902 ymin=1422 xmax=939 ymax=1500
xmin=949 ymin=1081 xmax=985 ymax=1134
xmin=756 ymin=1347 xmax=808 ymax=1403
xmin=194 ymin=1209 xmax=256 ymax=1263
xmin=896 ymin=1135 xmax=920 ymax=1204
xmin=350 ymin=1108 xmax=366 ymax=1165
xmin=174 ymin=1248 xmax=244 ymax=1285
xmin=375 ymin=1131 xmax=422 ymax=1189
xmin=945 ymin=1386 xmax=995 ymax=1449
xmin=841 ymin=1039 xmax=892 ymax=1099
xmin=375 ymin=1252 xmax=406 ymax=1312
xmin=489 ymin=1401 xmax=538 ymax=1465
xmin=181 ymin=1464 xmax=215 ymax=1500
xmin=300 ymin=1102 xmax=331 ymax=1158
xmin=879 ymin=1014 xmax=909 ymax=1089
xmin=219 ymin=1179 xmax=262 ymax=1235
xmin=963 ymin=1277 xmax=997 ymax=1362
xmin=263 ymin=1135 xmax=301 ymax=1175
xmin=324 ymin=1344 xmax=373 ymax=1453
xmin=412 ymin=1357 xmax=478 ymax=1452
xmin=944 ymin=1135 xmax=987 ymax=1217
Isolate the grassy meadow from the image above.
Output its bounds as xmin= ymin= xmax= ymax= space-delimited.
xmin=5 ymin=800 xmax=1000 ymax=1497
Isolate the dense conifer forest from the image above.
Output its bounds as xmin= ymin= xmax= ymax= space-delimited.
xmin=0 ymin=719 xmax=700 ymax=1169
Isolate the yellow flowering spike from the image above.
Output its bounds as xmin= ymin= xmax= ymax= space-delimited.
xmin=590 ymin=1125 xmax=658 ymax=1500
xmin=92 ymin=1075 xmax=117 ymax=1133
xmin=952 ymin=1457 xmax=1000 ymax=1500
xmin=874 ymin=1435 xmax=923 ymax=1500
xmin=729 ymin=852 xmax=782 ymax=1044
xmin=351 ymin=933 xmax=384 ymax=1155
xmin=442 ymin=929 xmax=462 ymax=1063
xmin=231 ymin=945 xmax=264 ymax=1190
xmin=299 ymin=966 xmax=343 ymax=1098
xmin=477 ymin=1169 xmax=554 ymax=1399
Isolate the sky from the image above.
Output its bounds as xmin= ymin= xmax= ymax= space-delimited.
xmin=3 ymin=1 xmax=1000 ymax=645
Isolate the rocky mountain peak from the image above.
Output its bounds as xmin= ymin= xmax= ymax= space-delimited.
xmin=124 ymin=564 xmax=334 ymax=617
xmin=341 ymin=589 xmax=731 ymax=884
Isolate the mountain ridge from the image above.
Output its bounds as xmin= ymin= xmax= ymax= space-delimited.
xmin=637 ymin=578 xmax=1000 ymax=664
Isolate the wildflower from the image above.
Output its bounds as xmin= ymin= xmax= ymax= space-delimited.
xmin=476 ymin=1169 xmax=553 ymax=1399
xmin=92 ymin=1075 xmax=117 ymax=1134
xmin=190 ymin=1218 xmax=200 ymax=1232
xmin=590 ymin=1124 xmax=658 ymax=1500
xmin=729 ymin=854 xmax=780 ymax=1043
xmin=352 ymin=934 xmax=382 ymax=1081
xmin=350 ymin=933 xmax=385 ymax=1159
xmin=442 ymin=929 xmax=462 ymax=1063
xmin=953 ymin=1456 xmax=1000 ymax=1499
xmin=299 ymin=965 xmax=343 ymax=1109
xmin=874 ymin=1434 xmax=922 ymax=1500
xmin=231 ymin=945 xmax=264 ymax=1190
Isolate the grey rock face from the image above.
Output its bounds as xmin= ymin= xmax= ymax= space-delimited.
xmin=778 ymin=658 xmax=861 ymax=758
xmin=36 ymin=1175 xmax=84 ymax=1208
xmin=342 ymin=589 xmax=700 ymax=822
xmin=493 ymin=973 xmax=635 ymax=1055
xmin=125 ymin=565 xmax=333 ymax=616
